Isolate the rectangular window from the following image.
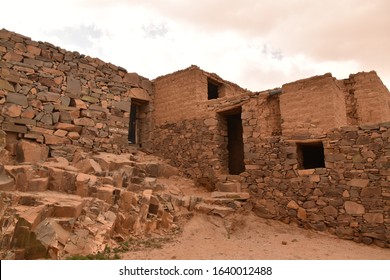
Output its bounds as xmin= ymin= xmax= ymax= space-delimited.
xmin=296 ymin=141 xmax=325 ymax=169
xmin=207 ymin=79 xmax=220 ymax=100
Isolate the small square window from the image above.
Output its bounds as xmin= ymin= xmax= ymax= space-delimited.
xmin=296 ymin=141 xmax=325 ymax=169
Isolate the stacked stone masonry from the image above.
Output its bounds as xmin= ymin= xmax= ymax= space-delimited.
xmin=0 ymin=28 xmax=153 ymax=157
xmin=1 ymin=28 xmax=390 ymax=248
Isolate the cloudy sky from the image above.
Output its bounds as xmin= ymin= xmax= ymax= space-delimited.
xmin=2 ymin=0 xmax=389 ymax=91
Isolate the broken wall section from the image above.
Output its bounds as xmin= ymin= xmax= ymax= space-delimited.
xmin=0 ymin=29 xmax=153 ymax=158
xmin=338 ymin=71 xmax=390 ymax=126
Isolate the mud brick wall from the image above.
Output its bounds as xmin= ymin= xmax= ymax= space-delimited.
xmin=152 ymin=65 xmax=249 ymax=125
xmin=347 ymin=71 xmax=390 ymax=125
xmin=244 ymin=123 xmax=390 ymax=247
xmin=280 ymin=74 xmax=348 ymax=137
xmin=0 ymin=29 xmax=153 ymax=156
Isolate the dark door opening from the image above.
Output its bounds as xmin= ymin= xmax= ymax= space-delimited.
xmin=226 ymin=112 xmax=245 ymax=175
xmin=128 ymin=104 xmax=137 ymax=144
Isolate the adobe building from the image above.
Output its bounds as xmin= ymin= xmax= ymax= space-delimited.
xmin=1 ymin=28 xmax=389 ymax=247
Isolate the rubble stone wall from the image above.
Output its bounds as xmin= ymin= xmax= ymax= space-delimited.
xmin=0 ymin=29 xmax=153 ymax=157
xmin=244 ymin=123 xmax=390 ymax=247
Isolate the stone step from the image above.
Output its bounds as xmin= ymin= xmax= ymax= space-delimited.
xmin=215 ymin=181 xmax=241 ymax=192
xmin=210 ymin=191 xmax=250 ymax=200
xmin=194 ymin=202 xmax=235 ymax=218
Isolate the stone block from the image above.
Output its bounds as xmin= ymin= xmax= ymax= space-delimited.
xmin=55 ymin=122 xmax=82 ymax=133
xmin=44 ymin=134 xmax=71 ymax=145
xmin=16 ymin=140 xmax=49 ymax=163
xmin=347 ymin=179 xmax=370 ymax=188
xmin=47 ymin=167 xmax=77 ymax=193
xmin=66 ymin=76 xmax=81 ymax=98
xmin=2 ymin=103 xmax=22 ymax=117
xmin=81 ymin=95 xmax=99 ymax=103
xmin=26 ymin=45 xmax=41 ymax=56
xmin=53 ymin=200 xmax=85 ymax=218
xmin=129 ymin=88 xmax=151 ymax=102
xmin=37 ymin=91 xmax=61 ymax=102
xmin=123 ymin=72 xmax=140 ymax=86
xmin=360 ymin=187 xmax=381 ymax=198
xmin=73 ymin=117 xmax=95 ymax=127
xmin=67 ymin=132 xmax=80 ymax=140
xmin=363 ymin=213 xmax=384 ymax=224
xmin=335 ymin=226 xmax=354 ymax=240
xmin=344 ymin=201 xmax=365 ymax=215
xmin=287 ymin=200 xmax=299 ymax=210
xmin=74 ymin=158 xmax=102 ymax=174
xmin=97 ymin=185 xmax=115 ymax=204
xmin=6 ymin=92 xmax=28 ymax=106
xmin=216 ymin=181 xmax=241 ymax=192
xmin=112 ymin=101 xmax=131 ymax=112
xmin=0 ymin=164 xmax=15 ymax=191
xmin=297 ymin=169 xmax=315 ymax=176
xmin=119 ymin=191 xmax=138 ymax=212
xmin=28 ymin=177 xmax=49 ymax=192
xmin=0 ymin=79 xmax=14 ymax=91
xmin=297 ymin=207 xmax=307 ymax=220
xmin=322 ymin=205 xmax=338 ymax=216
xmin=210 ymin=191 xmax=250 ymax=200
xmin=75 ymin=173 xmax=97 ymax=197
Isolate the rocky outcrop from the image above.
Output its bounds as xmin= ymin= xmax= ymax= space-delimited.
xmin=0 ymin=147 xmax=249 ymax=259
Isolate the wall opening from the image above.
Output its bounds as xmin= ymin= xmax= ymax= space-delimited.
xmin=296 ymin=141 xmax=325 ymax=169
xmin=207 ymin=79 xmax=220 ymax=100
xmin=128 ymin=103 xmax=137 ymax=144
xmin=218 ymin=107 xmax=245 ymax=175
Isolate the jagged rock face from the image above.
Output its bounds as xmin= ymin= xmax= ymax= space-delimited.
xmin=0 ymin=151 xmax=172 ymax=259
xmin=0 ymin=147 xmax=250 ymax=259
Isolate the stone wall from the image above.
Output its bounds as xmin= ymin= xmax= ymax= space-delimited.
xmin=243 ymin=123 xmax=390 ymax=247
xmin=150 ymin=66 xmax=252 ymax=185
xmin=0 ymin=29 xmax=153 ymax=158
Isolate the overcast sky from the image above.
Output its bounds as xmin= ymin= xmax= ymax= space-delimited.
xmin=2 ymin=0 xmax=389 ymax=91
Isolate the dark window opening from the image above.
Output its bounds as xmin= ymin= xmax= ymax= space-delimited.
xmin=128 ymin=104 xmax=137 ymax=144
xmin=207 ymin=79 xmax=220 ymax=100
xmin=297 ymin=141 xmax=325 ymax=169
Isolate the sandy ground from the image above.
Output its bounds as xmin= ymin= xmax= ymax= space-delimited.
xmin=122 ymin=212 xmax=390 ymax=260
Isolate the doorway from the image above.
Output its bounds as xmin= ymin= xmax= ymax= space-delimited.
xmin=218 ymin=107 xmax=245 ymax=175
xmin=128 ymin=104 xmax=137 ymax=144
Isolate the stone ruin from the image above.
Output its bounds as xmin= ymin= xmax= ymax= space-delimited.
xmin=0 ymin=28 xmax=389 ymax=258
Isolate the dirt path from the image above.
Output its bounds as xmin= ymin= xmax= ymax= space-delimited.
xmin=122 ymin=212 xmax=390 ymax=260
